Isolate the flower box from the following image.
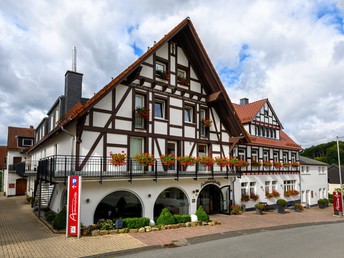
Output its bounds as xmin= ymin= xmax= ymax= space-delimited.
xmin=109 ymin=151 xmax=127 ymax=166
xmin=133 ymin=152 xmax=155 ymax=166
xmin=135 ymin=106 xmax=150 ymax=120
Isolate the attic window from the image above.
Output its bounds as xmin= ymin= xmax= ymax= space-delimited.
xmin=17 ymin=137 xmax=34 ymax=147
xmin=177 ymin=68 xmax=189 ymax=86
xmin=156 ymin=61 xmax=169 ymax=80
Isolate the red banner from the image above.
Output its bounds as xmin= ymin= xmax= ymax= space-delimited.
xmin=67 ymin=176 xmax=81 ymax=237
xmin=333 ymin=191 xmax=343 ymax=214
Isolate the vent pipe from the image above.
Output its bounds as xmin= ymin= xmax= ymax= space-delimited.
xmin=72 ymin=46 xmax=77 ymax=72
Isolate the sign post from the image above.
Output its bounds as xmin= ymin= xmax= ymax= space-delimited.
xmin=66 ymin=176 xmax=81 ymax=238
xmin=333 ymin=191 xmax=343 ymax=216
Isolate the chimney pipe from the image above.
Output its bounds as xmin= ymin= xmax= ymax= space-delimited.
xmin=72 ymin=46 xmax=77 ymax=72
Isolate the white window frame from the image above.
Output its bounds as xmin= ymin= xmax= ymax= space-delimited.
xmin=250 ymin=182 xmax=256 ymax=194
xmin=263 ymin=150 xmax=269 ymax=162
xmin=156 ymin=61 xmax=166 ymax=73
xmin=272 ymin=181 xmax=277 ymax=191
xmin=238 ymin=149 xmax=246 ymax=161
xmin=283 ymin=180 xmax=296 ymax=192
xmin=265 ymin=181 xmax=271 ymax=193
xmin=135 ymin=95 xmax=145 ymax=128
xmin=22 ymin=138 xmax=33 ymax=147
xmin=184 ymin=106 xmax=193 ymax=123
xmin=241 ymin=182 xmax=248 ymax=197
xmin=251 ymin=149 xmax=258 ymax=162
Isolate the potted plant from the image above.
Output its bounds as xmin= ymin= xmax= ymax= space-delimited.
xmin=133 ymin=152 xmax=155 ymax=166
xmin=318 ymin=199 xmax=326 ymax=209
xmin=197 ymin=156 xmax=214 ymax=167
xmin=241 ymin=194 xmax=250 ymax=202
xmin=251 ymin=160 xmax=262 ymax=167
xmin=231 ymin=205 xmax=241 ymax=215
xmin=274 ymin=162 xmax=283 ymax=169
xmin=160 ymin=153 xmax=175 ymax=166
xmin=156 ymin=70 xmax=170 ymax=80
xmin=177 ymin=156 xmax=196 ymax=168
xmin=109 ymin=151 xmax=127 ymax=166
xmin=135 ymin=106 xmax=150 ymax=120
xmin=294 ymin=203 xmax=304 ymax=212
xmin=283 ymin=162 xmax=291 ymax=168
xmin=276 ymin=199 xmax=287 ymax=214
xmin=323 ymin=198 xmax=329 ymax=207
xmin=263 ymin=161 xmax=272 ymax=168
xmin=272 ymin=190 xmax=280 ymax=197
xmin=291 ymin=162 xmax=300 ymax=168
xmin=250 ymin=193 xmax=259 ymax=201
xmin=255 ymin=203 xmax=265 ymax=215
xmin=214 ymin=156 xmax=230 ymax=168
xmin=177 ymin=75 xmax=190 ymax=86
xmin=201 ymin=118 xmax=212 ymax=127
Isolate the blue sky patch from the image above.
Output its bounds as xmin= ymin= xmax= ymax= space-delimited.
xmin=316 ymin=2 xmax=344 ymax=34
xmin=131 ymin=42 xmax=143 ymax=56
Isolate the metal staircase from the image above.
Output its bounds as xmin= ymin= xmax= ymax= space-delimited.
xmin=33 ymin=180 xmax=56 ymax=209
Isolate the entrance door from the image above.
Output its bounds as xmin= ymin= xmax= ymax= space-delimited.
xmin=16 ymin=178 xmax=27 ymax=196
xmin=197 ymin=184 xmax=223 ymax=214
xmin=306 ymin=190 xmax=310 ymax=208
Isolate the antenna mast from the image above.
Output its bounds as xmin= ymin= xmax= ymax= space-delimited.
xmin=72 ymin=46 xmax=77 ymax=72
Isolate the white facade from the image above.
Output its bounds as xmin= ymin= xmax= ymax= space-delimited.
xmin=300 ymin=156 xmax=328 ymax=207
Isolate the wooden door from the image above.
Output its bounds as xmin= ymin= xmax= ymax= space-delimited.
xmin=16 ymin=179 xmax=27 ymax=196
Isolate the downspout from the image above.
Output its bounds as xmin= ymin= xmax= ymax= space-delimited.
xmin=61 ymin=126 xmax=75 ymax=157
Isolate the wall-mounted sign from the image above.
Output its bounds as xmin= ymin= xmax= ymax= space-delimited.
xmin=201 ymin=179 xmax=221 ymax=188
xmin=66 ymin=176 xmax=81 ymax=238
xmin=8 ymin=183 xmax=15 ymax=188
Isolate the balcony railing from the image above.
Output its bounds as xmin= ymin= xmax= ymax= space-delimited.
xmin=36 ymin=155 xmax=300 ymax=184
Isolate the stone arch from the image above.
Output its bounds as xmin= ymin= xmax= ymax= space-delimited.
xmin=154 ymin=187 xmax=189 ymax=220
xmin=197 ymin=184 xmax=223 ymax=214
xmin=93 ymin=190 xmax=143 ymax=223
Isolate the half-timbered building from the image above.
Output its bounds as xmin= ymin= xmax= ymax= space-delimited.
xmin=27 ymin=18 xmax=252 ymax=226
xmin=232 ymin=98 xmax=302 ymax=209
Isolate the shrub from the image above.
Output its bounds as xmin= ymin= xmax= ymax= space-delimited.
xmin=255 ymin=203 xmax=265 ymax=210
xmin=195 ymin=205 xmax=209 ymax=222
xmin=45 ymin=211 xmax=56 ymax=223
xmin=318 ymin=199 xmax=325 ymax=204
xmin=52 ymin=209 xmax=66 ymax=230
xmin=156 ymin=208 xmax=176 ymax=225
xmin=231 ymin=205 xmax=241 ymax=215
xmin=96 ymin=219 xmax=114 ymax=230
xmin=174 ymin=214 xmax=191 ymax=223
xmin=122 ymin=217 xmax=150 ymax=229
xmin=294 ymin=203 xmax=304 ymax=211
xmin=276 ymin=199 xmax=287 ymax=206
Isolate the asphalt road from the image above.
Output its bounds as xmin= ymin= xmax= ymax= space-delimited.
xmin=117 ymin=222 xmax=344 ymax=258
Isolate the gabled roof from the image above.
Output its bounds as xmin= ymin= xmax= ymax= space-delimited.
xmin=300 ymin=156 xmax=328 ymax=166
xmin=233 ymin=98 xmax=301 ymax=151
xmin=233 ymin=99 xmax=282 ymax=127
xmin=0 ymin=146 xmax=7 ymax=169
xmin=249 ymin=130 xmax=302 ymax=150
xmin=36 ymin=18 xmax=248 ymax=148
xmin=7 ymin=126 xmax=35 ymax=151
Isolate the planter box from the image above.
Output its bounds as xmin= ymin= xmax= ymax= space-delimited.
xmin=278 ymin=205 xmax=286 ymax=214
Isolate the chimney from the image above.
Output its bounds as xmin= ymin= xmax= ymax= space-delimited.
xmin=64 ymin=46 xmax=83 ymax=112
xmin=240 ymin=98 xmax=249 ymax=106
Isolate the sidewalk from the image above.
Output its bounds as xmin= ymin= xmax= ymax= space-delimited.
xmin=1 ymin=194 xmax=343 ymax=258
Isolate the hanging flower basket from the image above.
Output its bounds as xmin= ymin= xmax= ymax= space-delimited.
xmin=214 ymin=156 xmax=230 ymax=167
xmin=177 ymin=156 xmax=196 ymax=166
xmin=160 ymin=154 xmax=176 ymax=166
xmin=201 ymin=118 xmax=212 ymax=127
xmin=133 ymin=152 xmax=155 ymax=166
xmin=109 ymin=151 xmax=127 ymax=166
xmin=135 ymin=106 xmax=150 ymax=120
xmin=197 ymin=156 xmax=214 ymax=167
xmin=263 ymin=161 xmax=272 ymax=168
xmin=251 ymin=161 xmax=262 ymax=167
xmin=274 ymin=162 xmax=283 ymax=169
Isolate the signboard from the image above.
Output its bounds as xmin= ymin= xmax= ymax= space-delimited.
xmin=333 ymin=191 xmax=343 ymax=214
xmin=66 ymin=176 xmax=81 ymax=238
xmin=8 ymin=183 xmax=15 ymax=188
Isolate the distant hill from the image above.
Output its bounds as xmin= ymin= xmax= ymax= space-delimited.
xmin=301 ymin=141 xmax=344 ymax=165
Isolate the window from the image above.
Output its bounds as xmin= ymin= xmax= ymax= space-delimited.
xmin=200 ymin=109 xmax=206 ymax=137
xmin=250 ymin=182 xmax=256 ymax=194
xmin=156 ymin=61 xmax=168 ymax=80
xmin=135 ymin=95 xmax=145 ymax=128
xmin=263 ymin=150 xmax=269 ymax=162
xmin=241 ymin=182 xmax=248 ymax=197
xmin=251 ymin=149 xmax=258 ymax=162
xmin=130 ymin=137 xmax=144 ymax=158
xmin=272 ymin=181 xmax=277 ymax=191
xmin=265 ymin=181 xmax=271 ymax=193
xmin=22 ymin=138 xmax=33 ymax=147
xmin=283 ymin=180 xmax=296 ymax=192
xmin=198 ymin=144 xmax=208 ymax=171
xmin=291 ymin=153 xmax=296 ymax=162
xmin=306 ymin=166 xmax=309 ymax=173
xmin=185 ymin=106 xmax=193 ymax=123
xmin=154 ymin=100 xmax=165 ymax=119
xmin=177 ymin=68 xmax=189 ymax=86
xmin=283 ymin=152 xmax=288 ymax=163
xmin=238 ymin=149 xmax=246 ymax=161
xmin=273 ymin=151 xmax=279 ymax=163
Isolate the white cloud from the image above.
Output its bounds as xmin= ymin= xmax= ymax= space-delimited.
xmin=0 ymin=0 xmax=343 ymax=148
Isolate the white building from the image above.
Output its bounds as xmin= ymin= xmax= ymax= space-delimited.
xmin=299 ymin=156 xmax=328 ymax=207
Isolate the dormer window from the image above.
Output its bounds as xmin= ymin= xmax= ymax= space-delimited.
xmin=17 ymin=137 xmax=34 ymax=147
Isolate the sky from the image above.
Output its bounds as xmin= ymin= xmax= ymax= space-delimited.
xmin=0 ymin=0 xmax=344 ymax=148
